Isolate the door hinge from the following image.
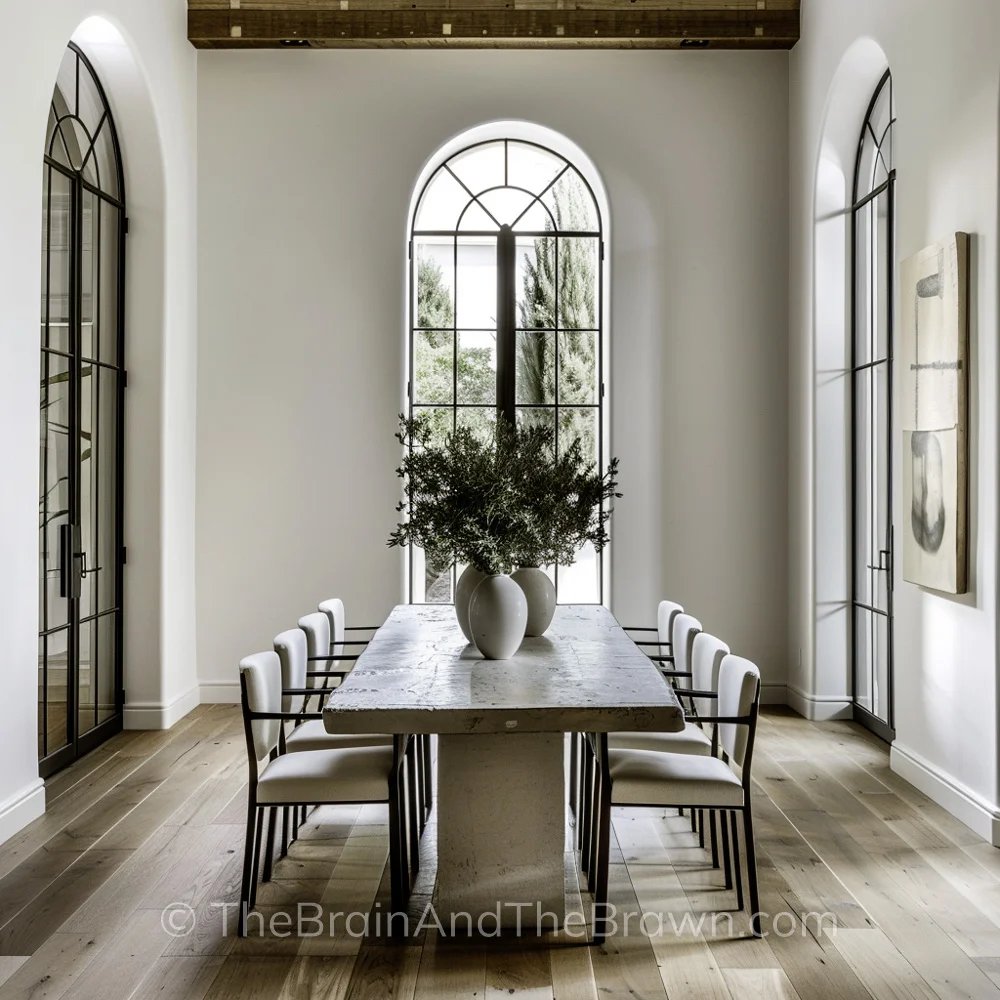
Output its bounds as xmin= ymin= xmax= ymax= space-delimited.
xmin=408 ymin=240 xmax=412 ymax=261
xmin=407 ymin=380 xmax=412 ymax=400
xmin=600 ymin=242 xmax=605 ymax=261
xmin=124 ymin=217 xmax=130 ymax=236
xmin=121 ymin=546 xmax=127 ymax=565
xmin=601 ymin=383 xmax=606 ymax=399
xmin=121 ymin=370 xmax=128 ymax=389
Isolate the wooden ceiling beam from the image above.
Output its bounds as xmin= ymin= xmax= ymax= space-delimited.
xmin=188 ymin=4 xmax=799 ymax=49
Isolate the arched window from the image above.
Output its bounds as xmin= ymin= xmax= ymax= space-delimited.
xmin=408 ymin=133 xmax=606 ymax=606
xmin=851 ymin=70 xmax=895 ymax=742
xmin=38 ymin=42 xmax=127 ymax=775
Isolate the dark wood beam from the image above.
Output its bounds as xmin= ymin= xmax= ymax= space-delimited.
xmin=188 ymin=3 xmax=799 ymax=49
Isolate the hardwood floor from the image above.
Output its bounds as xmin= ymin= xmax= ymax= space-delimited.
xmin=1 ymin=706 xmax=999 ymax=999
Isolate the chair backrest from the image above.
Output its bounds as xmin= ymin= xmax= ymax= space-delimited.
xmin=671 ymin=613 xmax=702 ymax=678
xmin=690 ymin=632 xmax=730 ymax=719
xmin=318 ymin=597 xmax=346 ymax=647
xmin=657 ymin=600 xmax=684 ymax=646
xmin=240 ymin=651 xmax=282 ymax=762
xmin=274 ymin=628 xmax=307 ymax=714
xmin=298 ymin=612 xmax=331 ymax=689
xmin=717 ymin=654 xmax=760 ymax=768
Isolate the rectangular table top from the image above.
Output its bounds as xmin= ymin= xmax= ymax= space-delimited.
xmin=322 ymin=604 xmax=685 ymax=736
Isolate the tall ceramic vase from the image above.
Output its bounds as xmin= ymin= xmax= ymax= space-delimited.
xmin=469 ymin=574 xmax=528 ymax=660
xmin=511 ymin=567 xmax=556 ymax=637
xmin=455 ymin=565 xmax=487 ymax=644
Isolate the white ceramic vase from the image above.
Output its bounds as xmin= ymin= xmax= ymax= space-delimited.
xmin=469 ymin=574 xmax=528 ymax=660
xmin=511 ymin=567 xmax=556 ymax=637
xmin=455 ymin=565 xmax=487 ymax=644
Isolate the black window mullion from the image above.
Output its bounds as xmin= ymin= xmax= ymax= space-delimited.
xmin=496 ymin=225 xmax=516 ymax=424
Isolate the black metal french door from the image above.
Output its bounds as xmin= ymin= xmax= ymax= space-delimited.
xmin=38 ymin=43 xmax=127 ymax=778
xmin=851 ymin=71 xmax=896 ymax=743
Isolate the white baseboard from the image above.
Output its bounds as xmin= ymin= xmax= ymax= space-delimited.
xmin=891 ymin=742 xmax=1000 ymax=846
xmin=785 ymin=684 xmax=852 ymax=721
xmin=0 ymin=779 xmax=45 ymax=845
xmin=199 ymin=680 xmax=240 ymax=704
xmin=124 ymin=684 xmax=201 ymax=730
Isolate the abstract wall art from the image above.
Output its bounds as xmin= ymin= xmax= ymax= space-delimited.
xmin=900 ymin=233 xmax=970 ymax=594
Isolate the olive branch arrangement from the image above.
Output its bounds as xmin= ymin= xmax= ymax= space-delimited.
xmin=388 ymin=415 xmax=621 ymax=576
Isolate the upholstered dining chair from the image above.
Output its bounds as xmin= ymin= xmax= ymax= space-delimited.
xmin=574 ymin=610 xmax=702 ymax=863
xmin=316 ymin=601 xmax=433 ymax=829
xmin=621 ymin=599 xmax=684 ymax=657
xmin=589 ymin=655 xmax=762 ymax=944
xmin=271 ymin=628 xmax=409 ymax=862
xmin=237 ymin=651 xmax=411 ymax=936
xmin=298 ymin=611 xmax=356 ymax=712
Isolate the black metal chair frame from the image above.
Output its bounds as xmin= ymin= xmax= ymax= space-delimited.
xmin=583 ymin=680 xmax=761 ymax=945
xmin=238 ymin=672 xmax=415 ymax=937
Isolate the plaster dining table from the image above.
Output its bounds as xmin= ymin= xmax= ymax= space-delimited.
xmin=322 ymin=603 xmax=685 ymax=924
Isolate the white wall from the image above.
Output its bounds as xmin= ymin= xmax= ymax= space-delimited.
xmin=195 ymin=51 xmax=790 ymax=702
xmin=789 ymin=0 xmax=1000 ymax=840
xmin=0 ymin=0 xmax=198 ymax=842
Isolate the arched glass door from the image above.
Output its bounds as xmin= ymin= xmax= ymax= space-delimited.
xmin=408 ymin=138 xmax=605 ymax=606
xmin=39 ymin=43 xmax=127 ymax=776
xmin=851 ymin=70 xmax=895 ymax=742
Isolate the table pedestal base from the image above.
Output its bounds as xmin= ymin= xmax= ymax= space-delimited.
xmin=436 ymin=732 xmax=566 ymax=928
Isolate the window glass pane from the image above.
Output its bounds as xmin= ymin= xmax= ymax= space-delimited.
xmin=516 ymin=331 xmax=555 ymax=405
xmin=478 ymin=188 xmax=534 ymax=228
xmin=81 ymin=190 xmax=96 ymax=358
xmin=517 ymin=235 xmax=555 ymax=329
xmin=415 ymin=241 xmax=454 ymax=328
xmin=96 ymin=613 xmax=118 ymax=724
xmin=456 ymin=406 xmax=496 ymax=442
xmin=856 ymin=133 xmax=878 ymax=200
xmin=412 ymin=406 xmax=453 ymax=449
xmin=457 ymin=331 xmax=496 ymax=405
xmin=448 ymin=142 xmax=505 ymax=195
xmin=44 ymin=171 xmax=72 ymax=353
xmin=79 ymin=360 xmax=94 ymax=622
xmin=99 ymin=202 xmax=121 ymax=363
xmin=558 ymin=331 xmax=597 ymax=405
xmin=542 ymin=170 xmax=598 ymax=232
xmin=854 ymin=200 xmax=873 ymax=365
xmin=508 ymin=143 xmax=565 ymax=196
xmin=97 ymin=368 xmax=120 ymax=615
xmin=77 ymin=61 xmax=106 ymax=137
xmin=512 ymin=199 xmax=554 ymax=234
xmin=559 ymin=541 xmax=600 ymax=604
xmin=560 ymin=407 xmax=599 ymax=467
xmin=78 ymin=618 xmax=95 ymax=736
xmin=415 ymin=169 xmax=469 ymax=231
xmin=414 ymin=547 xmax=453 ymax=604
xmin=517 ymin=406 xmax=555 ymax=437
xmin=414 ymin=332 xmax=454 ymax=405
xmin=456 ymin=240 xmax=496 ymax=330
xmin=558 ymin=238 xmax=598 ymax=330
xmin=91 ymin=121 xmax=119 ymax=201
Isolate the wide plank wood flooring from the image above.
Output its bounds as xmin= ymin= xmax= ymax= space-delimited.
xmin=1 ymin=706 xmax=999 ymax=999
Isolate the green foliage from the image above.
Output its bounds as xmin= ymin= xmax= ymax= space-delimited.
xmin=388 ymin=415 xmax=620 ymax=577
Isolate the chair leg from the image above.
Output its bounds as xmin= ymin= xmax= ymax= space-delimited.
xmin=581 ymin=739 xmax=594 ymax=868
xmin=388 ymin=783 xmax=405 ymax=916
xmin=421 ymin=734 xmax=433 ymax=822
xmin=569 ymin=733 xmax=579 ymax=819
xmin=742 ymin=807 xmax=761 ymax=938
xmin=699 ymin=809 xmax=705 ymax=849
xmin=592 ymin=765 xmax=612 ymax=946
xmin=238 ymin=796 xmax=259 ymax=937
xmin=249 ymin=807 xmax=265 ymax=909
xmin=710 ymin=808 xmax=719 ymax=869
xmin=691 ymin=808 xmax=697 ymax=834
xmin=293 ymin=806 xmax=299 ymax=841
xmin=729 ymin=811 xmax=743 ymax=913
xmin=261 ymin=807 xmax=278 ymax=882
xmin=406 ymin=740 xmax=421 ymax=878
xmin=280 ymin=806 xmax=289 ymax=859
xmin=720 ymin=808 xmax=732 ymax=891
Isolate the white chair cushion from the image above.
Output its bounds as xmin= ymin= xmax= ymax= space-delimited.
xmin=610 ymin=749 xmax=744 ymax=808
xmin=608 ymin=724 xmax=712 ymax=756
xmin=257 ymin=746 xmax=393 ymax=804
xmin=285 ymin=720 xmax=392 ymax=753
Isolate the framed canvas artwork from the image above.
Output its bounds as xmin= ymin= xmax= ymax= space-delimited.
xmin=900 ymin=233 xmax=970 ymax=594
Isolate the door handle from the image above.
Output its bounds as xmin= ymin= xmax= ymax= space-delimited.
xmin=59 ymin=523 xmax=83 ymax=599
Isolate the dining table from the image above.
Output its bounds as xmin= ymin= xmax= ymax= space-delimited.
xmin=322 ymin=603 xmax=685 ymax=925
